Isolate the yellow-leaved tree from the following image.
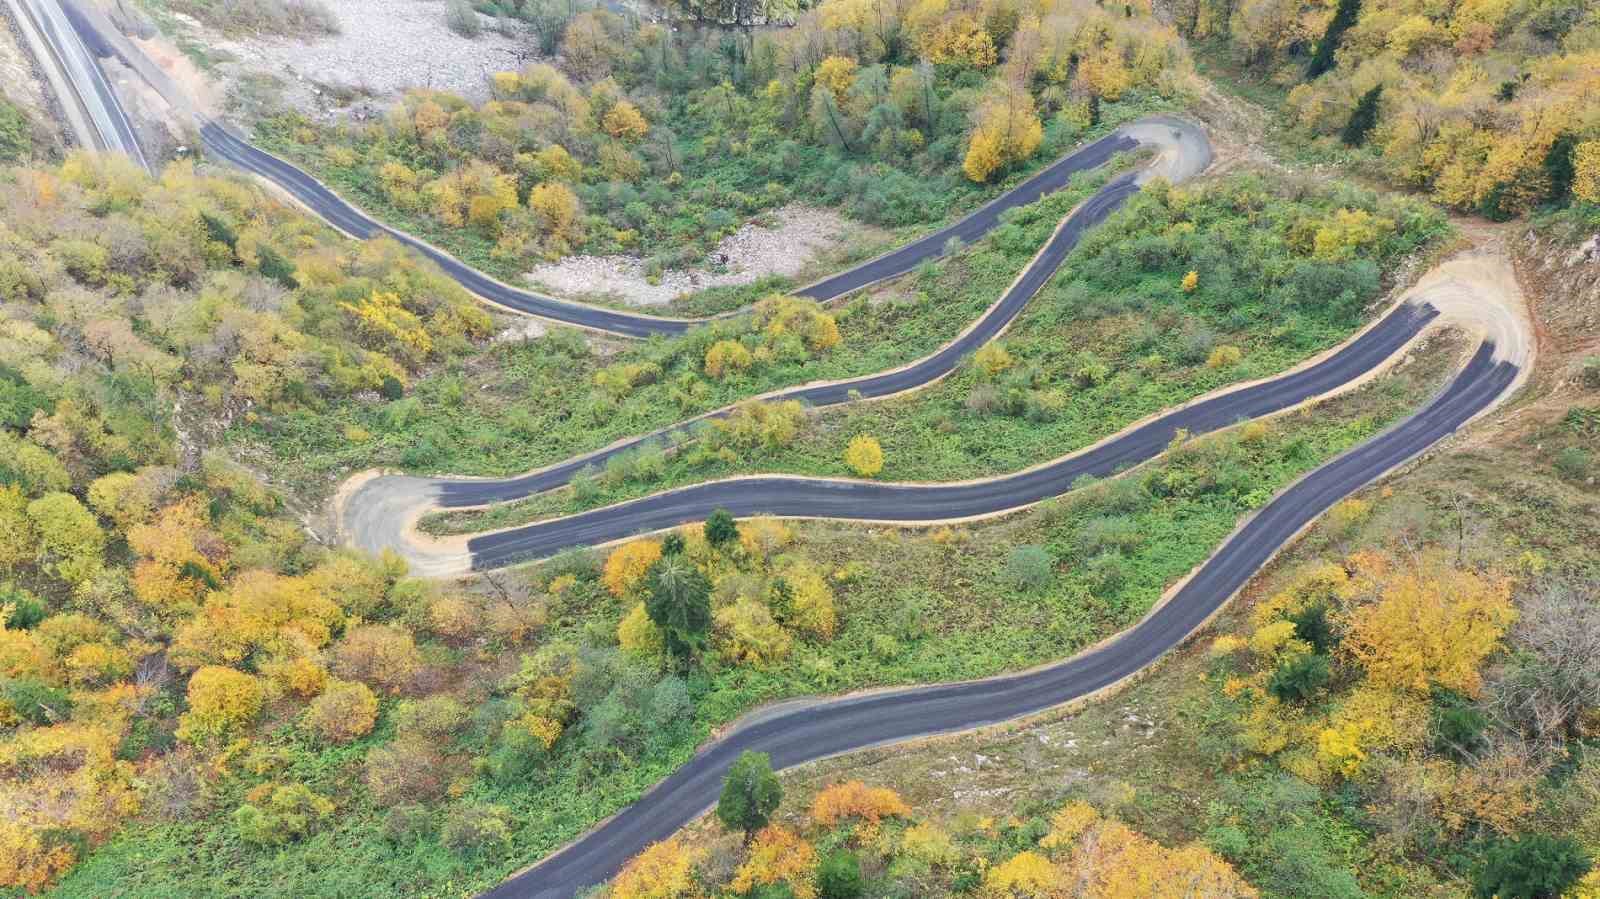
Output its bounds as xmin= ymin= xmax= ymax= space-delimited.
xmin=609 ymin=836 xmax=703 ymax=899
xmin=963 ymin=82 xmax=1043 ymax=183
xmin=603 ymin=539 xmax=663 ymax=597
xmin=1340 ymin=561 xmax=1515 ymax=697
xmin=731 ymin=826 xmax=818 ymax=899
xmin=844 ymin=434 xmax=884 ymax=477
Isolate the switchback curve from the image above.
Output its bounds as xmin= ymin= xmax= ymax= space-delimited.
xmin=197 ymin=116 xmax=1206 ymax=337
xmin=337 ymin=119 xmax=1211 ymax=572
xmin=483 ymin=338 xmax=1520 ymax=898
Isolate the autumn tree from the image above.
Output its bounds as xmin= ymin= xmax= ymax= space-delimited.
xmin=1574 ymin=140 xmax=1600 ymax=205
xmin=602 ymin=101 xmax=650 ymax=142
xmin=334 ymin=624 xmax=422 ymax=694
xmin=1341 ymin=562 xmax=1514 ymax=697
xmin=963 ymin=81 xmax=1043 ymax=183
xmin=610 ymin=837 xmax=704 ymax=898
xmin=603 ymin=539 xmax=664 ymax=597
xmin=177 ymin=665 xmax=265 ymax=745
xmin=810 ymin=781 xmax=911 ymax=826
xmin=732 ymin=825 xmax=819 ymax=899
xmin=718 ymin=750 xmax=782 ymax=842
xmin=25 ymin=492 xmax=104 ymax=587
xmin=305 ymin=679 xmax=379 ymax=743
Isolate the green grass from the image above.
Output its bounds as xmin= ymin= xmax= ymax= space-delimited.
xmin=421 ymin=173 xmax=1450 ymax=535
xmin=228 ymin=164 xmax=1130 ymax=495
xmin=247 ymin=95 xmax=1174 ymax=309
xmin=52 ymin=340 xmax=1457 ymax=898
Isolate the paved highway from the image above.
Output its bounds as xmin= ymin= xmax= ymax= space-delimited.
xmin=486 ymin=341 xmax=1519 ymax=898
xmin=7 ymin=0 xmax=148 ymax=169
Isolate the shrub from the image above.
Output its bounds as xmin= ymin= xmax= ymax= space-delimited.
xmin=1207 ymin=345 xmax=1243 ymax=368
xmin=392 ymin=695 xmax=469 ymax=740
xmin=334 ymin=625 xmax=422 ymax=693
xmin=704 ymin=340 xmax=754 ymax=378
xmin=818 ymin=849 xmax=864 ymax=899
xmin=1267 ymin=653 xmax=1331 ymax=704
xmin=843 ymin=435 xmax=883 ymax=477
xmin=1473 ymin=834 xmax=1590 ymax=899
xmin=233 ymin=784 xmax=335 ymax=847
xmin=1003 ymin=545 xmax=1053 ymax=592
xmin=0 ymin=98 xmax=30 ymax=162
xmin=441 ymin=803 xmax=513 ymax=856
xmin=427 ymin=595 xmax=483 ymax=642
xmin=809 ymin=781 xmax=911 ymax=826
xmin=365 ymin=737 xmax=450 ymax=806
xmin=444 ymin=0 xmax=481 ymax=36
xmin=972 ymin=342 xmax=1015 ymax=379
xmin=305 ymin=680 xmax=378 ymax=744
xmin=176 ymin=666 xmax=264 ymax=745
xmin=1555 ymin=446 xmax=1591 ymax=480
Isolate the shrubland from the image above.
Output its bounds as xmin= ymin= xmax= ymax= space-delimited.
xmin=421 ymin=169 xmax=1448 ymax=534
xmin=39 ymin=325 xmax=1452 ymax=896
xmin=1180 ymin=0 xmax=1600 ymax=224
xmin=251 ymin=0 xmax=1192 ymax=294
xmin=607 ymin=776 xmax=1257 ymax=897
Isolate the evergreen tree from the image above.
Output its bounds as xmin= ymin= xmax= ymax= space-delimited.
xmin=1543 ymin=134 xmax=1577 ymax=205
xmin=643 ymin=555 xmax=713 ymax=667
xmin=1474 ymin=834 xmax=1590 ymax=899
xmin=704 ymin=508 xmax=739 ymax=547
xmin=717 ymin=751 xmax=782 ymax=843
xmin=1267 ymin=653 xmax=1331 ymax=703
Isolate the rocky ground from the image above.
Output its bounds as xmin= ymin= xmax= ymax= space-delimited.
xmin=185 ymin=0 xmax=524 ymax=117
xmin=524 ymin=205 xmax=877 ymax=306
xmin=0 ymin=5 xmax=63 ymax=152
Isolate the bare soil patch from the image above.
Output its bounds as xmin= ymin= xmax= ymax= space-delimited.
xmin=183 ymin=0 xmax=523 ymax=117
xmin=523 ymin=205 xmax=888 ymax=307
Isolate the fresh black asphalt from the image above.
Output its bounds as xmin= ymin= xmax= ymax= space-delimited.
xmin=468 ymin=301 xmax=1440 ymax=568
xmin=434 ymin=170 xmax=1143 ymax=509
xmin=484 ymin=343 xmax=1518 ymax=898
xmin=197 ymin=121 xmax=1137 ymax=339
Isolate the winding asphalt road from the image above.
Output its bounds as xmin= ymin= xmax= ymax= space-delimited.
xmin=28 ymin=10 xmax=1534 ymax=898
xmin=195 ymin=118 xmax=1184 ymax=337
xmin=338 ymin=119 xmax=1211 ymax=561
xmin=467 ymin=301 xmax=1440 ymax=568
xmin=486 ymin=340 xmax=1519 ymax=898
